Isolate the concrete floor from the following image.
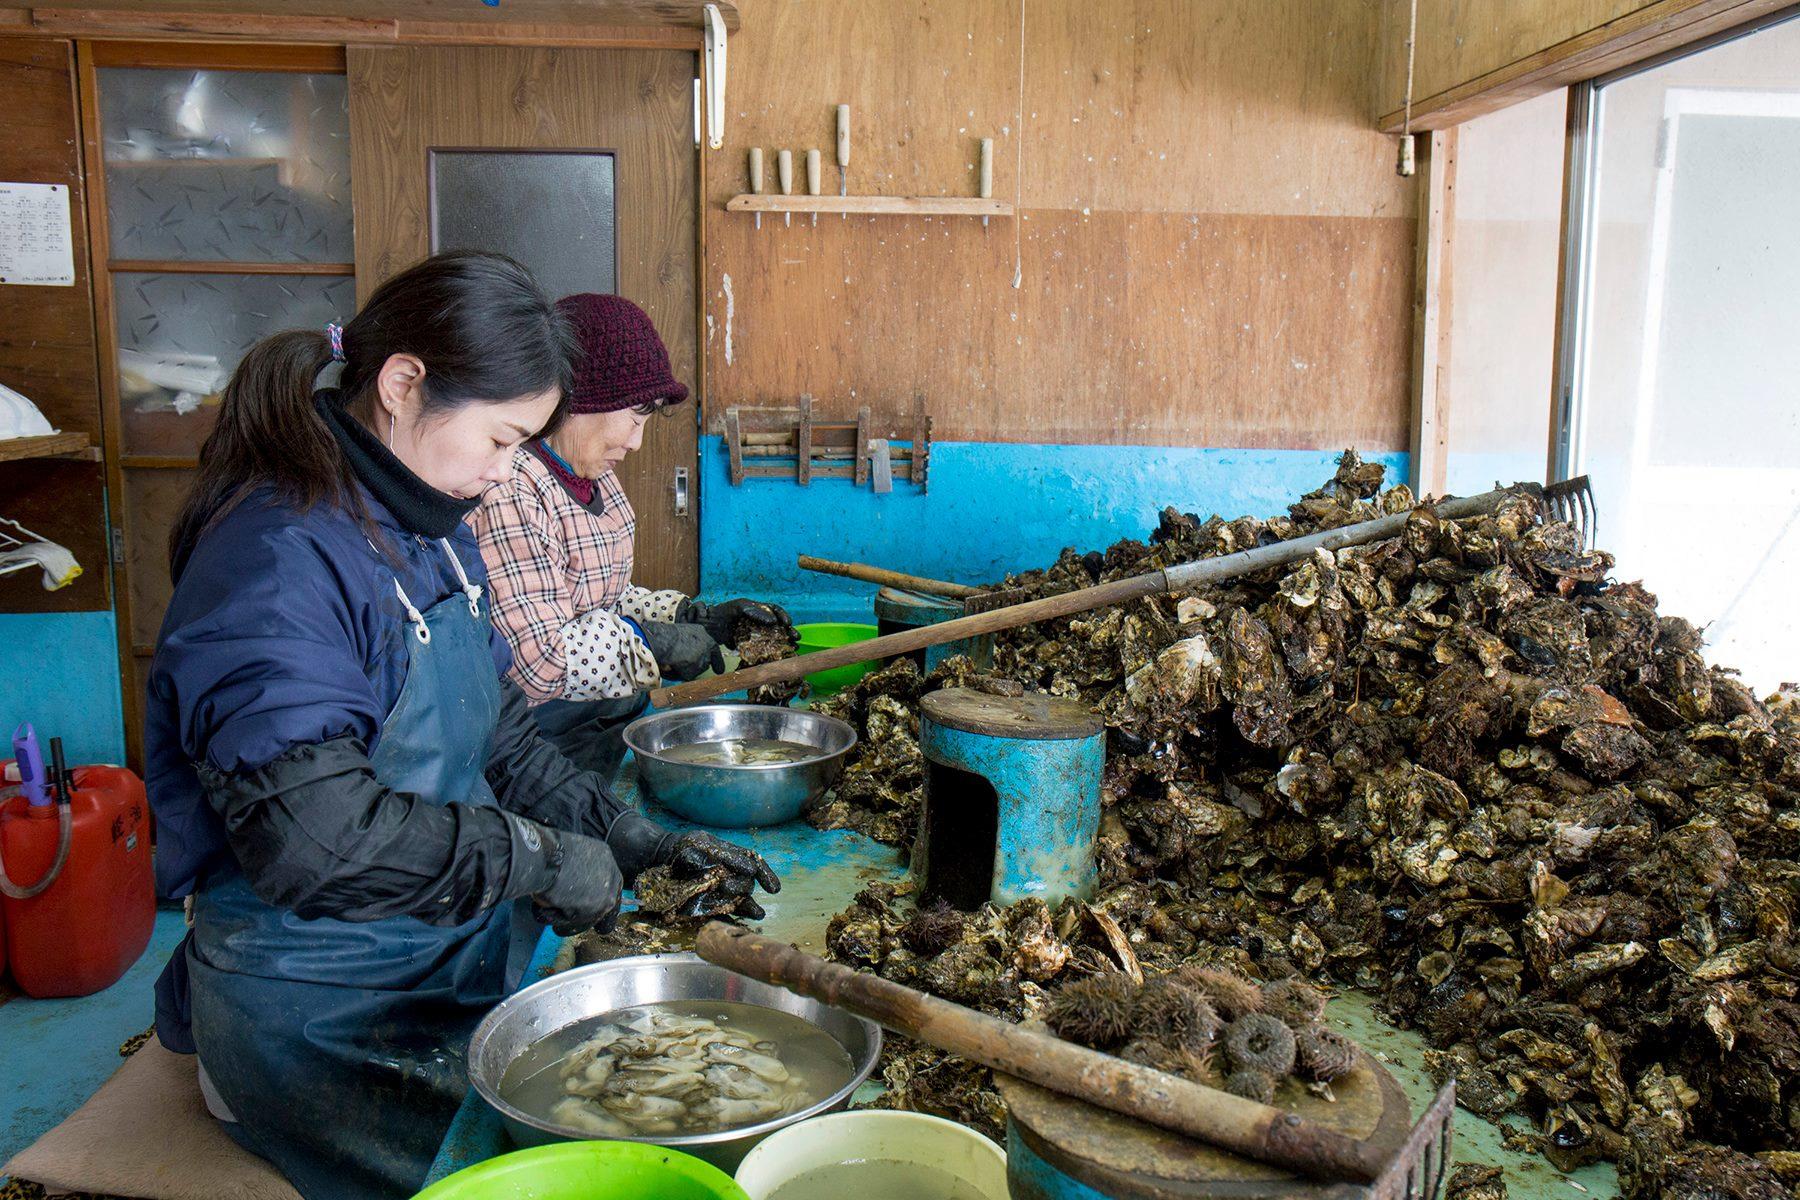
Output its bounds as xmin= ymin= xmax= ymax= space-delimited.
xmin=0 ymin=907 xmax=187 ymax=1170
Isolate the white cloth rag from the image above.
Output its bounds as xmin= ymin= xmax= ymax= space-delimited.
xmin=0 ymin=539 xmax=82 ymax=590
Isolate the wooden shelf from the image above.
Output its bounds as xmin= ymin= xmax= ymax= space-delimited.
xmin=105 ymin=156 xmax=285 ymax=169
xmin=0 ymin=431 xmax=93 ymax=463
xmin=726 ymin=194 xmax=1013 ymax=218
xmin=110 ymin=259 xmax=356 ymax=276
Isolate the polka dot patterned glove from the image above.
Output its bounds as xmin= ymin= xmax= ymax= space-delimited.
xmin=559 ymin=609 xmax=661 ymax=700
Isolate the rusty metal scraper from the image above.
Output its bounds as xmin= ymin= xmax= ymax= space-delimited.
xmin=1537 ymin=475 xmax=1597 ymax=549
xmin=1321 ymin=1082 xmax=1456 ymax=1200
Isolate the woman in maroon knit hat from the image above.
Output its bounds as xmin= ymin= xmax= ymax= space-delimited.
xmin=473 ymin=293 xmax=788 ymax=778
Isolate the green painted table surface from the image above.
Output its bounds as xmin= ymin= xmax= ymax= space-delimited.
xmin=424 ymin=764 xmax=1620 ymax=1199
xmin=421 ymin=764 xmax=906 ymax=1186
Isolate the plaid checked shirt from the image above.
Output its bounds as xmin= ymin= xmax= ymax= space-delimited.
xmin=472 ymin=446 xmax=687 ymax=703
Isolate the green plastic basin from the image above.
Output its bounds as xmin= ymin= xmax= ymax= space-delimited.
xmin=414 ymin=1141 xmax=750 ymax=1200
xmin=793 ymin=622 xmax=880 ymax=697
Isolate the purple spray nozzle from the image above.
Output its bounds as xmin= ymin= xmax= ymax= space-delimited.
xmin=12 ymin=723 xmax=51 ymax=807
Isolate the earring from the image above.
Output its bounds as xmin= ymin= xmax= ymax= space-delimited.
xmin=389 ymin=412 xmax=396 ymax=447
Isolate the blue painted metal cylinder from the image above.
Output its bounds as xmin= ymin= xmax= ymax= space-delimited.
xmin=873 ymin=586 xmax=994 ymax=671
xmin=1007 ymin=1119 xmax=1118 ymax=1200
xmin=914 ymin=689 xmax=1101 ymax=908
xmin=995 ymin=1053 xmax=1414 ymax=1200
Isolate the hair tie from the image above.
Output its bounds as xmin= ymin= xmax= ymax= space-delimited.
xmin=326 ymin=322 xmax=346 ymax=363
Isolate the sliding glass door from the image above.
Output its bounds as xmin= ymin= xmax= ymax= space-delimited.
xmin=1559 ymin=9 xmax=1800 ymax=691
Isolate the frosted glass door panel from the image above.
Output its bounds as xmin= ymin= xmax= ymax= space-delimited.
xmin=99 ymin=69 xmax=353 ymax=263
xmin=113 ymin=272 xmax=355 ymax=455
xmin=430 ymin=150 xmax=616 ymax=298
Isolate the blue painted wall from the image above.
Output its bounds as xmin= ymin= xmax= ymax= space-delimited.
xmin=697 ymin=435 xmax=1409 ymax=622
xmin=0 ymin=611 xmax=127 ymax=766
xmin=2 ymin=441 xmax=1410 ymax=766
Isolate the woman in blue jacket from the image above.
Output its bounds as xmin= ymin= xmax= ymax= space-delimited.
xmin=144 ymin=251 xmax=778 ymax=1200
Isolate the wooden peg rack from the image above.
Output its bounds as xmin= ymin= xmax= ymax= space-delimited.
xmin=716 ymin=396 xmax=931 ymax=490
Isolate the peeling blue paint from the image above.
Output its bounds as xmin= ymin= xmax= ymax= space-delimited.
xmin=918 ymin=712 xmax=1101 ymax=907
xmin=696 ymin=436 xmax=1410 ymax=621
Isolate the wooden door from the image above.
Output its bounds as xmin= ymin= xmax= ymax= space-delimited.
xmin=348 ymin=45 xmax=699 ymax=592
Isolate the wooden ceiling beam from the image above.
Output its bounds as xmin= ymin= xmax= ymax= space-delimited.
xmin=1377 ymin=0 xmax=1792 ymax=132
xmin=3 ymin=0 xmax=731 ymax=45
xmin=14 ymin=6 xmax=710 ymax=46
xmin=23 ymin=0 xmax=734 ymax=26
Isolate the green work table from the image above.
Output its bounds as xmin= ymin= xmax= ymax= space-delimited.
xmin=424 ymin=768 xmax=1619 ymax=1199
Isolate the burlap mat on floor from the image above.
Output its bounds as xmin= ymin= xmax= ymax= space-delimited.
xmin=2 ymin=1041 xmax=299 ymax=1200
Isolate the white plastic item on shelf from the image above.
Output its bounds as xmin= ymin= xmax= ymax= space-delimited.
xmin=117 ymin=347 xmax=229 ymax=398
xmin=0 ymin=381 xmax=57 ymax=440
xmin=0 ymin=517 xmax=81 ymax=591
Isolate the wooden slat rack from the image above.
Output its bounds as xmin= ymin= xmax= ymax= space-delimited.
xmin=717 ymin=397 xmax=930 ymax=491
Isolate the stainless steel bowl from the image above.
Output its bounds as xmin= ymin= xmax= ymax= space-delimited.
xmin=623 ymin=704 xmax=858 ymax=828
xmin=467 ymin=953 xmax=882 ymax=1172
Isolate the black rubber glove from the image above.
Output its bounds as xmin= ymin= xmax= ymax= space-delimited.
xmin=530 ymin=826 xmax=625 ymax=937
xmin=679 ymin=598 xmax=793 ymax=648
xmin=636 ymin=620 xmax=726 ymax=681
xmin=668 ymin=831 xmax=782 ymax=920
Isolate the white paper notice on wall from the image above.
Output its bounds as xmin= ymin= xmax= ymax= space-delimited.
xmin=0 ymin=182 xmax=76 ymax=287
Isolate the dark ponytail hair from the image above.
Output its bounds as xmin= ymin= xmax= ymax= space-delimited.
xmin=170 ymin=250 xmax=576 ymax=573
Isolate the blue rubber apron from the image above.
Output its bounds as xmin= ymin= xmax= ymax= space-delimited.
xmin=186 ymin=539 xmax=516 ymax=1200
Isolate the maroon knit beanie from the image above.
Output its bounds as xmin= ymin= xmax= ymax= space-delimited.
xmin=555 ymin=292 xmax=690 ymax=414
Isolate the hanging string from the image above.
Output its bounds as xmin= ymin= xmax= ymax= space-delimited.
xmin=1398 ymin=0 xmax=1419 ymax=176
xmin=1012 ymin=0 xmax=1027 ymax=289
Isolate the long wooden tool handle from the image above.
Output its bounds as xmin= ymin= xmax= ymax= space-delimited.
xmin=651 ymin=487 xmax=1512 ymax=708
xmin=653 ymin=572 xmax=1162 ymax=707
xmin=796 ymin=554 xmax=982 ymax=599
xmin=697 ymin=924 xmax=1385 ymax=1183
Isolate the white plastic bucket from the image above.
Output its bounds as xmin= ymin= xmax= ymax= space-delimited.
xmin=734 ymin=1110 xmax=1007 ymax=1200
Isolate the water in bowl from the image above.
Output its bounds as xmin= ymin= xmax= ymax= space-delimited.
xmin=658 ymin=737 xmax=821 ymax=767
xmin=767 ymin=1159 xmax=991 ymax=1200
xmin=499 ymin=1001 xmax=854 ymax=1139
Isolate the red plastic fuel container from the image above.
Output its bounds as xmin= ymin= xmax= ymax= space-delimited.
xmin=0 ymin=765 xmax=155 ymax=998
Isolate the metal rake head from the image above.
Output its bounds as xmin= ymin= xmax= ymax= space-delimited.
xmin=1542 ymin=475 xmax=1597 ymax=548
xmin=1323 ymin=1081 xmax=1456 ymax=1200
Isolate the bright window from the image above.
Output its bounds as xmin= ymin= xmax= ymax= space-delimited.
xmin=1561 ymin=10 xmax=1800 ymax=692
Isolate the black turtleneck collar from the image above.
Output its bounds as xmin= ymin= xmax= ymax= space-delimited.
xmin=314 ymin=389 xmax=478 ymax=539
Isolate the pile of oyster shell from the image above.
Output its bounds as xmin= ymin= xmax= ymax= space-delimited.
xmin=811 ymin=453 xmax=1800 ymax=1200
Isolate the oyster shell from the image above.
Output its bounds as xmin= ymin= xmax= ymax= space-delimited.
xmin=579 ymin=453 xmax=1800 ymax=1198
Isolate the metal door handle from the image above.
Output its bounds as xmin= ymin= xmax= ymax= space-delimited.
xmin=673 ymin=467 xmax=690 ymax=517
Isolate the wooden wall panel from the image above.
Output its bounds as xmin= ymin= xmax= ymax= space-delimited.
xmin=1022 ymin=0 xmax=1406 ymax=219
xmin=704 ymin=0 xmax=1415 ymax=451
xmin=0 ymin=39 xmax=99 ymax=439
xmin=1372 ymin=0 xmax=1792 ymax=130
xmin=0 ymin=38 xmax=109 ymax=615
xmin=349 ymin=45 xmax=700 ymax=591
